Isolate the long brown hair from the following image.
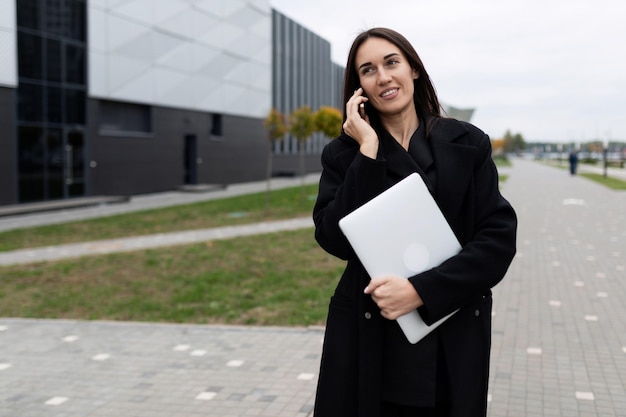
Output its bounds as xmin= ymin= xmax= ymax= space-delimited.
xmin=342 ymin=27 xmax=441 ymax=130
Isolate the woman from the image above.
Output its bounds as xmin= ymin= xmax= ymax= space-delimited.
xmin=312 ymin=28 xmax=517 ymax=417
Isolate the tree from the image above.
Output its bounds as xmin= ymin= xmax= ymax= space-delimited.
xmin=491 ymin=138 xmax=505 ymax=156
xmin=263 ymin=108 xmax=287 ymax=210
xmin=502 ymin=130 xmax=526 ymax=153
xmin=289 ymin=106 xmax=316 ymax=198
xmin=314 ymin=106 xmax=342 ymax=139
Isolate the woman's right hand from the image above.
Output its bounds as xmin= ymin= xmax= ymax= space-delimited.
xmin=343 ymin=88 xmax=379 ymax=159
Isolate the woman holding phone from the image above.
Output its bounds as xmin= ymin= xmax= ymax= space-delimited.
xmin=312 ymin=27 xmax=517 ymax=417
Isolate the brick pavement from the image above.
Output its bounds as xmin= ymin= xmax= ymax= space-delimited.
xmin=488 ymin=159 xmax=626 ymax=417
xmin=0 ymin=320 xmax=323 ymax=417
xmin=1 ymin=159 xmax=625 ymax=416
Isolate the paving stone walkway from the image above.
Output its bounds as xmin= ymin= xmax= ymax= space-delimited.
xmin=1 ymin=160 xmax=625 ymax=416
xmin=488 ymin=159 xmax=626 ymax=417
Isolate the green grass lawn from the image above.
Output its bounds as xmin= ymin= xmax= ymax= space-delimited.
xmin=543 ymin=160 xmax=626 ymax=190
xmin=0 ymin=228 xmax=343 ymax=326
xmin=0 ymin=176 xmax=513 ymax=326
xmin=579 ymin=172 xmax=626 ymax=190
xmin=0 ymin=184 xmax=319 ymax=252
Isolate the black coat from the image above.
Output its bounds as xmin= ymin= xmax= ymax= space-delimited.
xmin=312 ymin=117 xmax=517 ymax=417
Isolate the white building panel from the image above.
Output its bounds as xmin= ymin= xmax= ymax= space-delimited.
xmin=225 ymin=89 xmax=269 ymax=116
xmin=229 ymin=33 xmax=268 ymax=61
xmin=198 ymin=81 xmax=247 ymax=111
xmin=157 ymin=43 xmax=193 ymax=72
xmin=0 ymin=0 xmax=17 ymax=88
xmin=88 ymin=0 xmax=271 ymax=118
xmin=107 ymin=54 xmax=152 ymax=94
xmin=89 ymin=51 xmax=108 ymax=96
xmin=251 ymin=44 xmax=272 ymax=66
xmin=106 ymin=13 xmax=150 ymax=51
xmin=88 ymin=7 xmax=107 ymax=52
xmin=112 ymin=66 xmax=156 ymax=103
xmin=89 ymin=0 xmax=108 ymax=8
xmin=155 ymin=1 xmax=188 ymax=25
xmin=113 ymin=0 xmax=156 ymax=26
xmin=159 ymin=9 xmax=195 ymax=39
xmin=196 ymin=0 xmax=247 ymax=19
xmin=190 ymin=11 xmax=219 ymax=39
xmin=116 ymin=31 xmax=154 ymax=62
xmin=189 ymin=43 xmax=221 ymax=73
xmin=154 ymin=68 xmax=195 ymax=108
xmin=249 ymin=16 xmax=272 ymax=42
xmin=198 ymin=22 xmax=246 ymax=51
xmin=0 ymin=0 xmax=15 ymax=27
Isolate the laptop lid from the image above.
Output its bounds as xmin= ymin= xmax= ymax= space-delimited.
xmin=338 ymin=173 xmax=461 ymax=343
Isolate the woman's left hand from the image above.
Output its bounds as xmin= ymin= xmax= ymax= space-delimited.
xmin=364 ymin=276 xmax=424 ymax=320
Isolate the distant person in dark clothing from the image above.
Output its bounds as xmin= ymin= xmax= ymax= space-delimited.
xmin=569 ymin=151 xmax=578 ymax=175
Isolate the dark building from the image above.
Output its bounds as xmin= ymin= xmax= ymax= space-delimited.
xmin=0 ymin=0 xmax=344 ymax=206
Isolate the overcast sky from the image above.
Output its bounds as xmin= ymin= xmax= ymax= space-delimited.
xmin=269 ymin=0 xmax=625 ymax=143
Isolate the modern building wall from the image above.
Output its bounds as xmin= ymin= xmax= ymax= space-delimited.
xmin=331 ymin=62 xmax=345 ymax=110
xmin=0 ymin=87 xmax=17 ymax=205
xmin=0 ymin=0 xmax=17 ymax=88
xmin=2 ymin=1 xmax=342 ymax=206
xmin=13 ymin=0 xmax=89 ymax=204
xmin=88 ymin=0 xmax=272 ymax=119
xmin=271 ymin=10 xmax=344 ymax=175
xmin=442 ymin=104 xmax=475 ymax=122
xmin=0 ymin=1 xmax=18 ymax=205
xmin=87 ymin=98 xmax=268 ymax=196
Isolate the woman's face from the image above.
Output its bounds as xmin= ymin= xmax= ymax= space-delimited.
xmin=355 ymin=37 xmax=418 ymax=118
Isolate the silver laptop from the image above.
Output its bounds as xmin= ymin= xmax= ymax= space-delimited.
xmin=338 ymin=173 xmax=461 ymax=343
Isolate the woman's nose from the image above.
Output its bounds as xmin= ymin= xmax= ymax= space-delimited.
xmin=377 ymin=69 xmax=392 ymax=84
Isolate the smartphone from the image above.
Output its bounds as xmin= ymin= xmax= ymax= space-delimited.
xmin=358 ymin=87 xmax=367 ymax=119
xmin=359 ymin=102 xmax=366 ymax=119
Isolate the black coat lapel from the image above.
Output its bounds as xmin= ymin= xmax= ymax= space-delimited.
xmin=429 ymin=119 xmax=477 ymax=225
xmin=374 ymin=118 xmax=478 ymax=227
xmin=377 ymin=129 xmax=425 ymax=185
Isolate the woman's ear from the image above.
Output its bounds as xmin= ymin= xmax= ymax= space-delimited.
xmin=413 ymin=69 xmax=419 ymax=79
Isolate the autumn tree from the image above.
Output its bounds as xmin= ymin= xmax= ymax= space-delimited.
xmin=314 ymin=106 xmax=342 ymax=139
xmin=491 ymin=138 xmax=505 ymax=156
xmin=503 ymin=130 xmax=526 ymax=153
xmin=289 ymin=106 xmax=316 ymax=197
xmin=263 ymin=108 xmax=287 ymax=209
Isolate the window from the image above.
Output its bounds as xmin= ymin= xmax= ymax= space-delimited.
xmin=210 ymin=113 xmax=223 ymax=136
xmin=99 ymin=100 xmax=152 ymax=135
xmin=17 ymin=33 xmax=43 ymax=80
xmin=46 ymin=86 xmax=62 ymax=123
xmin=16 ymin=0 xmax=87 ymax=203
xmin=65 ymin=44 xmax=85 ymax=84
xmin=65 ymin=88 xmax=85 ymax=124
xmin=16 ymin=0 xmax=42 ymax=31
xmin=18 ymin=126 xmax=45 ymax=202
xmin=45 ymin=38 xmax=62 ymax=82
xmin=64 ymin=0 xmax=86 ymax=41
xmin=17 ymin=82 xmax=44 ymax=122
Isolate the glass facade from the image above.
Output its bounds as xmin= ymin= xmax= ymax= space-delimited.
xmin=16 ymin=0 xmax=87 ymax=202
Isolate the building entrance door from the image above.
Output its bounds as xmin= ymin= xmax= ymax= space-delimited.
xmin=65 ymin=127 xmax=86 ymax=197
xmin=184 ymin=134 xmax=198 ymax=185
xmin=17 ymin=127 xmax=85 ymax=202
xmin=47 ymin=127 xmax=85 ymax=199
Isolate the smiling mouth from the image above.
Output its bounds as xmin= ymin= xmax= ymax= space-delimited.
xmin=381 ymin=88 xmax=398 ymax=98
